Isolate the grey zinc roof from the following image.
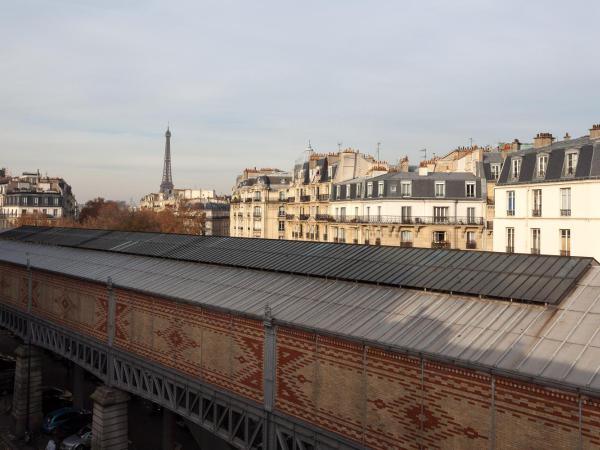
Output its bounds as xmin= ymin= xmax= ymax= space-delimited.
xmin=498 ymin=135 xmax=600 ymax=185
xmin=2 ymin=240 xmax=600 ymax=394
xmin=0 ymin=227 xmax=594 ymax=305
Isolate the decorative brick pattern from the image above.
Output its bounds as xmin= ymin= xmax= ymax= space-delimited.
xmin=113 ymin=289 xmax=264 ymax=403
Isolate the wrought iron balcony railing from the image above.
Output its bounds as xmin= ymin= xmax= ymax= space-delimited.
xmin=328 ymin=215 xmax=484 ymax=226
xmin=560 ymin=209 xmax=571 ymax=216
xmin=532 ymin=209 xmax=542 ymax=217
xmin=299 ymin=195 xmax=311 ymax=202
xmin=432 ymin=241 xmax=451 ymax=249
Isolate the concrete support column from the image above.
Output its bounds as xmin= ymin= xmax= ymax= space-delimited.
xmin=90 ymin=386 xmax=130 ymax=450
xmin=72 ymin=364 xmax=85 ymax=410
xmin=11 ymin=344 xmax=43 ymax=438
xmin=161 ymin=408 xmax=175 ymax=450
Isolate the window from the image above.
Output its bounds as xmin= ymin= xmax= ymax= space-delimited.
xmin=279 ymin=191 xmax=285 ymax=201
xmin=491 ymin=164 xmax=501 ymax=180
xmin=367 ymin=182 xmax=373 ymax=197
xmin=400 ymin=181 xmax=412 ymax=197
xmin=564 ymin=151 xmax=579 ymax=176
xmin=253 ymin=206 xmax=261 ymax=217
xmin=339 ymin=228 xmax=345 ymax=242
xmin=511 ymin=158 xmax=521 ymax=179
xmin=466 ymin=231 xmax=476 ymax=249
xmin=532 ymin=189 xmax=542 ymax=216
xmin=433 ymin=231 xmax=447 ymax=244
xmin=435 ymin=181 xmax=445 ymax=197
xmin=465 ymin=181 xmax=476 ymax=198
xmin=506 ymin=228 xmax=515 ymax=253
xmin=340 ymin=207 xmax=346 ymax=220
xmin=401 ymin=230 xmax=413 ymax=246
xmin=278 ymin=221 xmax=285 ymax=231
xmin=366 ymin=206 xmax=370 ymax=219
xmin=390 ymin=184 xmax=397 ymax=193
xmin=53 ymin=209 xmax=58 ymax=216
xmin=433 ymin=206 xmax=449 ymax=223
xmin=336 ymin=185 xmax=341 ymax=199
xmin=357 ymin=184 xmax=362 ymax=198
xmin=354 ymin=206 xmax=359 ymax=217
xmin=560 ymin=188 xmax=571 ymax=216
xmin=278 ymin=206 xmax=285 ymax=217
xmin=401 ymin=206 xmax=412 ymax=223
xmin=467 ymin=207 xmax=476 ymax=224
xmin=33 ymin=197 xmax=38 ymax=205
xmin=560 ymin=229 xmax=571 ymax=256
xmin=378 ymin=181 xmax=384 ymax=197
xmin=54 ymin=198 xmax=59 ymax=206
xmin=531 ymin=229 xmax=541 ymax=254
xmin=253 ymin=191 xmax=261 ymax=201
xmin=377 ymin=206 xmax=382 ymax=220
xmin=507 ymin=191 xmax=515 ymax=216
xmin=346 ymin=184 xmax=351 ymax=199
xmin=537 ymin=154 xmax=548 ymax=177
xmin=43 ymin=197 xmax=48 ymax=205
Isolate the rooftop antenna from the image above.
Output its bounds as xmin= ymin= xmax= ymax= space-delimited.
xmin=420 ymin=148 xmax=427 ymax=160
xmin=469 ymin=137 xmax=473 ymax=147
xmin=376 ymin=142 xmax=381 ymax=161
xmin=337 ymin=141 xmax=342 ymax=152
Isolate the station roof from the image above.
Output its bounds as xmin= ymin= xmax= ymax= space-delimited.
xmin=1 ymin=236 xmax=600 ymax=395
xmin=0 ymin=226 xmax=595 ymax=305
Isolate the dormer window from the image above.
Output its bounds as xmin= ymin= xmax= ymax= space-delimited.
xmin=367 ymin=182 xmax=373 ymax=197
xmin=490 ymin=164 xmax=500 ymax=180
xmin=400 ymin=181 xmax=412 ymax=197
xmin=357 ymin=183 xmax=362 ymax=198
xmin=435 ymin=181 xmax=445 ymax=198
xmin=536 ymin=154 xmax=548 ymax=178
xmin=511 ymin=158 xmax=522 ymax=179
xmin=564 ymin=151 xmax=579 ymax=176
xmin=346 ymin=184 xmax=351 ymax=199
xmin=378 ymin=181 xmax=384 ymax=197
xmin=336 ymin=185 xmax=341 ymax=199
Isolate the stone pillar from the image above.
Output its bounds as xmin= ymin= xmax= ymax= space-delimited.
xmin=90 ymin=386 xmax=129 ymax=450
xmin=161 ymin=408 xmax=175 ymax=450
xmin=72 ymin=364 xmax=85 ymax=409
xmin=11 ymin=344 xmax=43 ymax=438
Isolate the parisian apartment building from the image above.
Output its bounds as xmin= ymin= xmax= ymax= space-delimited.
xmin=230 ymin=167 xmax=292 ymax=239
xmin=0 ymin=169 xmax=78 ymax=227
xmin=230 ymin=144 xmax=507 ymax=251
xmin=494 ymin=124 xmax=600 ymax=260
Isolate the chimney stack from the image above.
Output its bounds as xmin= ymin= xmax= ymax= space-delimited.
xmin=564 ymin=132 xmax=571 ymax=140
xmin=533 ymin=132 xmax=554 ymax=149
xmin=511 ymin=139 xmax=521 ymax=152
xmin=590 ymin=124 xmax=600 ymax=140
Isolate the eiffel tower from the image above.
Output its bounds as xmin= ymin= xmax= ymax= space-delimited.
xmin=159 ymin=126 xmax=174 ymax=196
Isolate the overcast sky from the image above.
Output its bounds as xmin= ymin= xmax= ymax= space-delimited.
xmin=1 ymin=0 xmax=599 ymax=202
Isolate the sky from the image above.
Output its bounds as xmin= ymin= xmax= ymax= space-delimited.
xmin=1 ymin=0 xmax=599 ymax=203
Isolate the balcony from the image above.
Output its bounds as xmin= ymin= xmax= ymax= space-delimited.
xmin=245 ymin=198 xmax=252 ymax=203
xmin=315 ymin=214 xmax=333 ymax=221
xmin=285 ymin=214 xmax=295 ymax=220
xmin=278 ymin=211 xmax=286 ymax=217
xmin=252 ymin=214 xmax=262 ymax=219
xmin=561 ymin=209 xmax=571 ymax=216
xmin=400 ymin=241 xmax=413 ymax=248
xmin=560 ymin=250 xmax=571 ymax=257
xmin=364 ymin=240 xmax=370 ymax=245
xmin=531 ymin=248 xmax=540 ymax=255
xmin=287 ymin=197 xmax=295 ymax=203
xmin=532 ymin=209 xmax=542 ymax=217
xmin=432 ymin=241 xmax=450 ymax=249
xmin=506 ymin=210 xmax=515 ymax=216
xmin=300 ymin=195 xmax=311 ymax=202
xmin=323 ymin=234 xmax=328 ymax=241
xmin=318 ymin=194 xmax=329 ymax=201
xmin=375 ymin=238 xmax=381 ymax=246
xmin=299 ymin=214 xmax=310 ymax=220
xmin=352 ymin=239 xmax=358 ymax=244
xmin=328 ymin=215 xmax=484 ymax=226
xmin=333 ymin=237 xmax=346 ymax=243
xmin=466 ymin=241 xmax=477 ymax=249
xmin=506 ymin=246 xmax=514 ymax=253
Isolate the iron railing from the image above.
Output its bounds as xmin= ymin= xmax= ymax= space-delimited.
xmin=466 ymin=241 xmax=477 ymax=249
xmin=432 ymin=241 xmax=450 ymax=249
xmin=561 ymin=209 xmax=571 ymax=216
xmin=506 ymin=246 xmax=514 ymax=253
xmin=299 ymin=214 xmax=310 ymax=220
xmin=532 ymin=209 xmax=542 ymax=217
xmin=329 ymin=215 xmax=484 ymax=225
xmin=299 ymin=195 xmax=311 ymax=202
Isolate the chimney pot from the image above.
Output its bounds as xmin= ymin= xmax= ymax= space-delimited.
xmin=533 ymin=132 xmax=554 ymax=149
